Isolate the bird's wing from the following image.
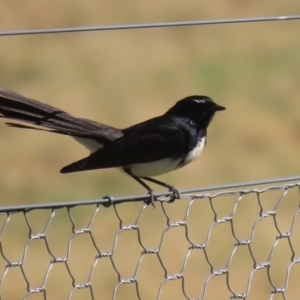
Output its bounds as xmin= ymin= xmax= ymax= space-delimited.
xmin=61 ymin=126 xmax=186 ymax=173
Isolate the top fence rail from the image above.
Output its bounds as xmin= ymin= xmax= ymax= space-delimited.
xmin=1 ymin=175 xmax=300 ymax=213
xmin=1 ymin=14 xmax=300 ymax=37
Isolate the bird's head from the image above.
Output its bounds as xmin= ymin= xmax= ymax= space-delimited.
xmin=166 ymin=96 xmax=225 ymax=128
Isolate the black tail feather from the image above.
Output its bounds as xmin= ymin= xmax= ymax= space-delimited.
xmin=0 ymin=88 xmax=123 ymax=143
xmin=0 ymin=88 xmax=100 ymax=131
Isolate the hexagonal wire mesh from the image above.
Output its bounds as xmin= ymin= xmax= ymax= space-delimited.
xmin=1 ymin=14 xmax=300 ymax=300
xmin=0 ymin=176 xmax=300 ymax=300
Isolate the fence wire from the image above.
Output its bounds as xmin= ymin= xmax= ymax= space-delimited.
xmin=1 ymin=177 xmax=300 ymax=300
xmin=1 ymin=14 xmax=300 ymax=36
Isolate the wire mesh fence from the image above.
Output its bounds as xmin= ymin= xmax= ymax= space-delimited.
xmin=1 ymin=177 xmax=300 ymax=300
xmin=1 ymin=8 xmax=299 ymax=300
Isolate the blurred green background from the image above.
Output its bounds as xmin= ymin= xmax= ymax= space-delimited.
xmin=0 ymin=1 xmax=300 ymax=299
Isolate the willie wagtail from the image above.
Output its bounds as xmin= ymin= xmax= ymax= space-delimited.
xmin=0 ymin=88 xmax=225 ymax=204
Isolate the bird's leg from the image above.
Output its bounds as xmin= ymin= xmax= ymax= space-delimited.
xmin=140 ymin=176 xmax=180 ymax=203
xmin=124 ymin=170 xmax=156 ymax=207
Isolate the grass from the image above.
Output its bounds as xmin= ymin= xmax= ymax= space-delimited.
xmin=0 ymin=1 xmax=300 ymax=299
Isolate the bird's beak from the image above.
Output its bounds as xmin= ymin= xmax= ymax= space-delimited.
xmin=213 ymin=104 xmax=226 ymax=112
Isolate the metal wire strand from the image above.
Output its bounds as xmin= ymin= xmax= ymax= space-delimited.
xmin=0 ymin=14 xmax=300 ymax=36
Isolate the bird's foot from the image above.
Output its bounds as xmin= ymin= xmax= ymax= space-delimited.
xmin=167 ymin=186 xmax=180 ymax=203
xmin=145 ymin=190 xmax=157 ymax=208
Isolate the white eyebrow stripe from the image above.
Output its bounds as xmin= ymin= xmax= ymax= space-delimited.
xmin=193 ymin=99 xmax=205 ymax=103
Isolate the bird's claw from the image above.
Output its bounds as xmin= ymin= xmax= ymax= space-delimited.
xmin=167 ymin=187 xmax=180 ymax=203
xmin=145 ymin=186 xmax=179 ymax=206
xmin=145 ymin=190 xmax=157 ymax=208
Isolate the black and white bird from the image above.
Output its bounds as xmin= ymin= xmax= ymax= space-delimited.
xmin=0 ymin=89 xmax=225 ymax=204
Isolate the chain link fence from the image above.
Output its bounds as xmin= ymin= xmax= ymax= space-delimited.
xmin=1 ymin=176 xmax=300 ymax=300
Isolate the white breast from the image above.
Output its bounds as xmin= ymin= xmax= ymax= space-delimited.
xmin=128 ymin=158 xmax=182 ymax=177
xmin=128 ymin=137 xmax=206 ymax=177
xmin=180 ymin=137 xmax=206 ymax=167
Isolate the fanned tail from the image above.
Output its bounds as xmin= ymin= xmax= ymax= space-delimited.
xmin=0 ymin=88 xmax=123 ymax=143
